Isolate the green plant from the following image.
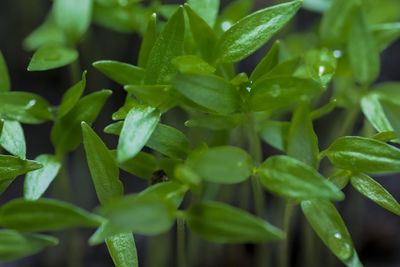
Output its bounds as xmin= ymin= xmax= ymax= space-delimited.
xmin=1 ymin=0 xmax=400 ymax=266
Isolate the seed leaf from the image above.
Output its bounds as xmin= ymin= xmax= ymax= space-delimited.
xmin=216 ymin=1 xmax=301 ymax=63
xmin=325 ymin=136 xmax=400 ymax=174
xmin=0 ymin=120 xmax=26 ymax=159
xmin=301 ymin=200 xmax=363 ymax=266
xmin=82 ymin=122 xmax=124 ymax=205
xmin=57 ymin=71 xmax=86 ymax=118
xmin=117 ymin=105 xmax=160 ymax=163
xmin=0 ymin=51 xmax=10 ymax=91
xmin=350 ymin=173 xmax=400 ymax=216
xmin=184 ymin=201 xmax=284 ymax=243
xmin=144 ymin=7 xmax=184 ymax=84
xmin=93 ymin=60 xmax=145 ymax=85
xmin=51 ymin=90 xmax=112 ymax=156
xmin=0 ymin=198 xmax=103 ymax=231
xmin=258 ymin=156 xmax=344 ymax=200
xmin=27 ymin=44 xmax=78 ymax=71
xmin=24 ymin=154 xmax=61 ymax=200
xmin=0 ymin=92 xmax=53 ymax=124
xmin=0 ymin=229 xmax=58 ymax=262
xmin=173 ymin=73 xmax=242 ymax=115
xmin=186 ymin=146 xmax=253 ymax=184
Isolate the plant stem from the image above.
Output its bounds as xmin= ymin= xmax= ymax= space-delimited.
xmin=177 ymin=218 xmax=186 ymax=267
xmin=279 ymin=202 xmax=294 ymax=267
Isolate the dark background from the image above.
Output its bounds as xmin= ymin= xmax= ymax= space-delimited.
xmin=1 ymin=0 xmax=400 ymax=266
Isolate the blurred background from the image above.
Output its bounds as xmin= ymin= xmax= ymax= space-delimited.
xmin=0 ymin=0 xmax=400 ymax=266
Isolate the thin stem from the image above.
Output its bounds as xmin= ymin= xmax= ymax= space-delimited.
xmin=69 ymin=59 xmax=81 ymax=84
xmin=177 ymin=218 xmax=186 ymax=267
xmin=279 ymin=202 xmax=294 ymax=267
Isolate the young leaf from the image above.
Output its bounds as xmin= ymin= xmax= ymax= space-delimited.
xmin=258 ymin=156 xmax=344 ymax=201
xmin=259 ymin=120 xmax=290 ymax=151
xmin=53 ymin=0 xmax=93 ymax=41
xmin=216 ymin=1 xmax=302 ymax=63
xmin=173 ymin=73 xmax=242 ymax=114
xmin=301 ymin=200 xmax=362 ymax=266
xmin=27 ymin=44 xmax=78 ymax=71
xmin=144 ymin=7 xmax=184 ymax=84
xmin=0 ymin=51 xmax=10 ymax=91
xmin=116 ymin=151 xmax=158 ymax=179
xmin=250 ymin=40 xmax=280 ymax=82
xmin=184 ymin=5 xmax=218 ymax=63
xmin=0 ymin=230 xmax=58 ymax=262
xmin=105 ymin=233 xmax=138 ymax=267
xmin=381 ymin=98 xmax=400 ymax=139
xmin=51 ymin=90 xmax=112 ymax=156
xmin=249 ymin=77 xmax=322 ymax=112
xmin=57 ymin=71 xmax=86 ymax=118
xmin=82 ymin=122 xmax=124 ymax=205
xmin=286 ymin=103 xmax=319 ymax=168
xmin=325 ymin=136 xmax=400 ymax=174
xmin=185 ymin=146 xmax=253 ymax=184
xmin=347 ymin=9 xmax=380 ymax=85
xmin=93 ymin=60 xmax=145 ymax=85
xmin=117 ymin=105 xmax=160 ymax=162
xmin=0 ymin=198 xmax=103 ymax=231
xmin=184 ymin=201 xmax=284 ymax=243
xmin=146 ymin=124 xmax=190 ymax=159
xmin=0 ymin=92 xmax=53 ymax=124
xmin=24 ymin=154 xmax=61 ymax=200
xmin=0 ymin=155 xmax=42 ymax=182
xmin=187 ymin=0 xmax=219 ymax=27
xmin=138 ymin=13 xmax=157 ymax=68
xmin=350 ymin=173 xmax=400 ymax=216
xmin=171 ymin=55 xmax=216 ymax=75
xmin=0 ymin=120 xmax=26 ymax=159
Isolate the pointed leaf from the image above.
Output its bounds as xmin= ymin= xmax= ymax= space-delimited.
xmin=185 ymin=201 xmax=284 ymax=243
xmin=27 ymin=44 xmax=78 ymax=71
xmin=57 ymin=71 xmax=86 ymax=118
xmin=0 ymin=120 xmax=26 ymax=159
xmin=250 ymin=40 xmax=280 ymax=82
xmin=187 ymin=0 xmax=219 ymax=27
xmin=0 ymin=155 xmax=42 ymax=183
xmin=116 ymin=151 xmax=158 ymax=179
xmin=24 ymin=154 xmax=61 ymax=200
xmin=216 ymin=1 xmax=301 ymax=63
xmin=93 ymin=60 xmax=145 ymax=85
xmin=138 ymin=13 xmax=157 ymax=68
xmin=105 ymin=233 xmax=138 ymax=267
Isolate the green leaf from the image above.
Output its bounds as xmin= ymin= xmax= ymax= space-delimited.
xmin=0 ymin=92 xmax=53 ymax=124
xmin=53 ymin=0 xmax=93 ymax=41
xmin=305 ymin=49 xmax=337 ymax=86
xmin=93 ymin=60 xmax=145 ymax=85
xmin=381 ymin=99 xmax=400 ymax=139
xmin=301 ymin=200 xmax=363 ymax=266
xmin=51 ymin=90 xmax=112 ymax=156
xmin=371 ymin=22 xmax=400 ymax=51
xmin=172 ymin=55 xmax=216 ymax=75
xmin=24 ymin=154 xmax=61 ymax=200
xmin=117 ymin=105 xmax=160 ymax=162
xmin=147 ymin=124 xmax=190 ymax=159
xmin=350 ymin=173 xmax=400 ymax=216
xmin=174 ymin=164 xmax=202 ymax=193
xmin=185 ymin=5 xmax=218 ymax=63
xmin=0 ymin=120 xmax=26 ymax=159
xmin=82 ymin=122 xmax=124 ymax=205
xmin=259 ymin=120 xmax=290 ymax=151
xmin=347 ymin=9 xmax=380 ymax=85
xmin=27 ymin=44 xmax=78 ymax=71
xmin=361 ymin=93 xmax=393 ymax=133
xmin=320 ymin=0 xmax=358 ymax=44
xmin=258 ymin=155 xmax=344 ymax=200
xmin=185 ymin=146 xmax=253 ymax=184
xmin=249 ymin=77 xmax=322 ymax=112
xmin=286 ymin=104 xmax=319 ymax=168
xmin=262 ymin=57 xmax=301 ymax=79
xmin=125 ymin=85 xmax=174 ymax=110
xmin=105 ymin=233 xmax=138 ymax=267
xmin=328 ymin=170 xmax=351 ymax=190
xmin=0 ymin=51 xmax=10 ymax=91
xmin=216 ymin=1 xmax=302 ymax=63
xmin=250 ymin=40 xmax=280 ymax=82
xmin=185 ymin=114 xmax=243 ymax=130
xmin=138 ymin=13 xmax=157 ymax=68
xmin=302 ymin=0 xmax=331 ymax=13
xmin=139 ymin=181 xmax=187 ymax=209
xmin=0 ymin=198 xmax=103 ymax=231
xmin=144 ymin=7 xmax=185 ymax=84
xmin=115 ymin=151 xmax=158 ymax=179
xmin=0 ymin=155 xmax=42 ymax=183
xmin=184 ymin=201 xmax=284 ymax=243
xmin=57 ymin=71 xmax=86 ymax=118
xmin=173 ymin=73 xmax=242 ymax=114
xmin=0 ymin=229 xmax=58 ymax=262
xmin=310 ymin=99 xmax=337 ymax=120
xmin=325 ymin=136 xmax=400 ymax=174
xmin=187 ymin=0 xmax=219 ymax=27
xmin=216 ymin=0 xmax=253 ymax=32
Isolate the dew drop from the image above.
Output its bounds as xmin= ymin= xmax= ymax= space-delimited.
xmin=328 ymin=232 xmax=353 ymax=260
xmin=221 ymin=21 xmax=232 ymax=32
xmin=333 ymin=50 xmax=342 ymax=58
xmin=270 ymin=84 xmax=281 ymax=97
xmin=25 ymin=99 xmax=37 ymax=109
xmin=318 ymin=65 xmax=326 ymax=76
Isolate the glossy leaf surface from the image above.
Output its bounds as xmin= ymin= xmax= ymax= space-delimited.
xmin=93 ymin=60 xmax=145 ymax=85
xmin=27 ymin=45 xmax=78 ymax=71
xmin=0 ymin=120 xmax=26 ymax=159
